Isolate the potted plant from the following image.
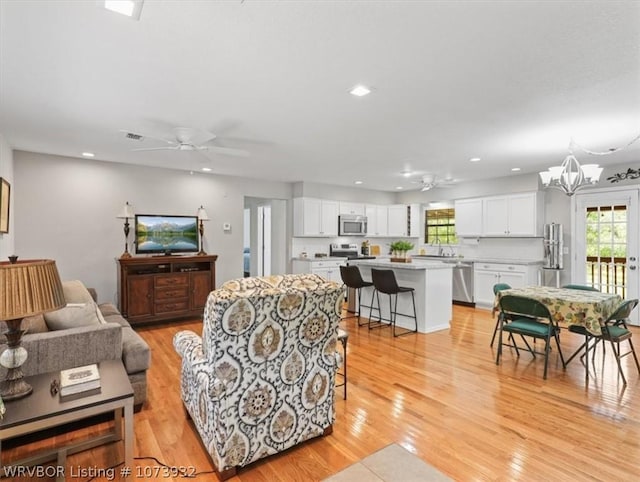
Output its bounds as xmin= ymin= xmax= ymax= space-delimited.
xmin=389 ymin=240 xmax=415 ymax=262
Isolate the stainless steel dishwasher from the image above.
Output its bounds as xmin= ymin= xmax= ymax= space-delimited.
xmin=451 ymin=261 xmax=474 ymax=305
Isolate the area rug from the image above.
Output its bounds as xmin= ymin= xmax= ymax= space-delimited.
xmin=323 ymin=443 xmax=452 ymax=482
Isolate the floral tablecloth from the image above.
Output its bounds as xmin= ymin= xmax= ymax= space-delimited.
xmin=494 ymin=286 xmax=623 ymax=336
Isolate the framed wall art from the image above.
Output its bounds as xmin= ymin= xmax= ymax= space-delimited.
xmin=0 ymin=177 xmax=10 ymax=234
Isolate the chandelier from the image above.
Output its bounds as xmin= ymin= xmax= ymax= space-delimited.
xmin=539 ymin=132 xmax=640 ymax=196
xmin=539 ymin=155 xmax=602 ymax=196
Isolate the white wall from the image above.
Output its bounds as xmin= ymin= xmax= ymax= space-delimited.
xmin=293 ymin=181 xmax=397 ymax=204
xmin=0 ymin=134 xmax=14 ymax=258
xmin=14 ymin=151 xmax=292 ymax=304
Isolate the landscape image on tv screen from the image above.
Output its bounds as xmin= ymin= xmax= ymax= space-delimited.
xmin=135 ymin=215 xmax=198 ymax=254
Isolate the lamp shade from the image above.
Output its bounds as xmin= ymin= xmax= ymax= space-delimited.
xmin=117 ymin=202 xmax=135 ymax=219
xmin=0 ymin=260 xmax=65 ymax=320
xmin=197 ymin=206 xmax=209 ymax=221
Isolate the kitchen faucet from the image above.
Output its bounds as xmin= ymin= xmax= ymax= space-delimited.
xmin=433 ymin=239 xmax=443 ymax=256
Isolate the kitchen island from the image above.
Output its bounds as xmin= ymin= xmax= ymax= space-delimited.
xmin=348 ymin=258 xmax=453 ymax=333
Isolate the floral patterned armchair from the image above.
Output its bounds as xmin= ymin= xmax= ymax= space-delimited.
xmin=173 ymin=274 xmax=343 ymax=480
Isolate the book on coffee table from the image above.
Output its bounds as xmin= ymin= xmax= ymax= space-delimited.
xmin=60 ymin=364 xmax=101 ymax=396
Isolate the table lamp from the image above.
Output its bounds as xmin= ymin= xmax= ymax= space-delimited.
xmin=0 ymin=259 xmax=65 ymax=400
xmin=197 ymin=205 xmax=209 ymax=255
xmin=116 ymin=201 xmax=135 ymax=258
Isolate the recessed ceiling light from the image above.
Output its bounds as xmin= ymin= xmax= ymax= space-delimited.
xmin=402 ymin=171 xmax=413 ymax=178
xmin=201 ymin=167 xmax=212 ymax=172
xmin=470 ymin=157 xmax=481 ymax=162
xmin=349 ymin=85 xmax=371 ymax=97
xmin=82 ymin=152 xmax=95 ymax=157
xmin=354 ymin=180 xmax=363 ymax=185
xmin=511 ymin=167 xmax=521 ymax=172
xmin=395 ymin=186 xmax=403 ymax=190
xmin=102 ymin=0 xmax=144 ymax=20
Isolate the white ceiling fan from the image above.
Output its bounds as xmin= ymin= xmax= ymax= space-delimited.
xmin=123 ymin=127 xmax=249 ymax=157
xmin=414 ymin=174 xmax=456 ymax=191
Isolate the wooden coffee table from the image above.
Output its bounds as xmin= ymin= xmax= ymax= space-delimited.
xmin=0 ymin=359 xmax=134 ymax=481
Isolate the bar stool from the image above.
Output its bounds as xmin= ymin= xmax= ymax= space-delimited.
xmin=335 ymin=328 xmax=348 ymax=400
xmin=339 ymin=265 xmax=374 ymax=326
xmin=370 ymin=268 xmax=417 ymax=337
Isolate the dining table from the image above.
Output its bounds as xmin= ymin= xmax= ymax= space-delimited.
xmin=493 ymin=285 xmax=623 ymax=336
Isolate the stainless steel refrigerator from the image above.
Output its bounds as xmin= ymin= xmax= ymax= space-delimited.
xmin=543 ymin=223 xmax=563 ymax=269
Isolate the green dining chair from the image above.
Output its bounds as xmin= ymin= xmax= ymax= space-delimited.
xmin=601 ymin=299 xmax=640 ymax=385
xmin=496 ymin=295 xmax=565 ymax=380
xmin=490 ymin=283 xmax=512 ymax=347
xmin=565 ymin=298 xmax=639 ymax=385
xmin=562 ymin=284 xmax=600 ymax=292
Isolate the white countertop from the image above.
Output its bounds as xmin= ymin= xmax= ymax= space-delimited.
xmin=292 ymin=256 xmax=544 ymax=266
xmin=348 ymin=258 xmax=453 ymax=270
xmin=292 ymin=256 xmax=346 ymax=261
xmin=412 ymin=256 xmax=544 ymax=265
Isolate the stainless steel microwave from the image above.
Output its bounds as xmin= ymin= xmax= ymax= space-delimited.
xmin=339 ymin=215 xmax=367 ymax=236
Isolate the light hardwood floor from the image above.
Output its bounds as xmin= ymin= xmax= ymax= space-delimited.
xmin=4 ymin=305 xmax=640 ymax=481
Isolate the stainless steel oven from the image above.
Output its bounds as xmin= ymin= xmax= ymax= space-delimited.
xmin=338 ymin=215 xmax=367 ymax=236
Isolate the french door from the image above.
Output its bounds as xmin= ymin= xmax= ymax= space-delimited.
xmin=573 ymin=189 xmax=639 ymax=325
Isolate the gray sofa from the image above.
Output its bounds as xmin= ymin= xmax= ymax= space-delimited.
xmin=0 ymin=288 xmax=150 ymax=408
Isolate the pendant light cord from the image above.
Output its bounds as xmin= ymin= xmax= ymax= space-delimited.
xmin=569 ymin=131 xmax=640 ymax=157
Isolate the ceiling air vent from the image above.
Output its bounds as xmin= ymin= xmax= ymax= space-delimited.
xmin=124 ymin=132 xmax=143 ymax=141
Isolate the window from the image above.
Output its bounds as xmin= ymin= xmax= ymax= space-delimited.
xmin=425 ymin=208 xmax=457 ymax=245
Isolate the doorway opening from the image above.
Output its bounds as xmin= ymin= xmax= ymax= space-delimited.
xmin=243 ymin=197 xmax=287 ymax=278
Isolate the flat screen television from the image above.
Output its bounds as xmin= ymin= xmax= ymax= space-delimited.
xmin=134 ymin=214 xmax=199 ymax=255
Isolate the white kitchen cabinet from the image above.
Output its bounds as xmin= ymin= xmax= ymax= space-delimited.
xmin=473 ymin=262 xmax=539 ymax=308
xmin=292 ymin=259 xmax=344 ymax=283
xmin=387 ymin=204 xmax=420 ymax=238
xmin=387 ymin=205 xmax=407 ymax=236
xmin=365 ymin=204 xmax=388 ymax=237
xmin=455 ymin=198 xmax=483 ymax=237
xmin=408 ymin=204 xmax=421 ymax=237
xmin=339 ymin=202 xmax=365 ymax=215
xmin=481 ymin=192 xmax=543 ymax=237
xmin=293 ymin=198 xmax=339 ymax=237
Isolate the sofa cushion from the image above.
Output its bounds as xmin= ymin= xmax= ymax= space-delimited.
xmin=98 ymin=303 xmax=121 ymax=317
xmin=24 ymin=314 xmax=49 ymax=334
xmin=98 ymin=303 xmax=130 ymax=328
xmin=61 ymin=280 xmax=95 ymax=304
xmin=121 ymin=326 xmax=151 ymax=374
xmin=44 ymin=303 xmax=101 ymax=331
xmin=44 ymin=280 xmax=104 ymax=331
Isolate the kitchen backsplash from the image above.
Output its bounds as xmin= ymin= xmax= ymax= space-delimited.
xmin=422 ymin=237 xmax=544 ymax=260
xmin=291 ymin=237 xmax=408 ymax=258
xmin=292 ymin=236 xmax=545 ymax=261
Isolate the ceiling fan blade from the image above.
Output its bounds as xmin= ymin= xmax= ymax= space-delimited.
xmin=207 ymin=145 xmax=250 ymax=157
xmin=132 ymin=146 xmax=178 ymax=152
xmin=120 ymin=129 xmax=177 ymax=145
